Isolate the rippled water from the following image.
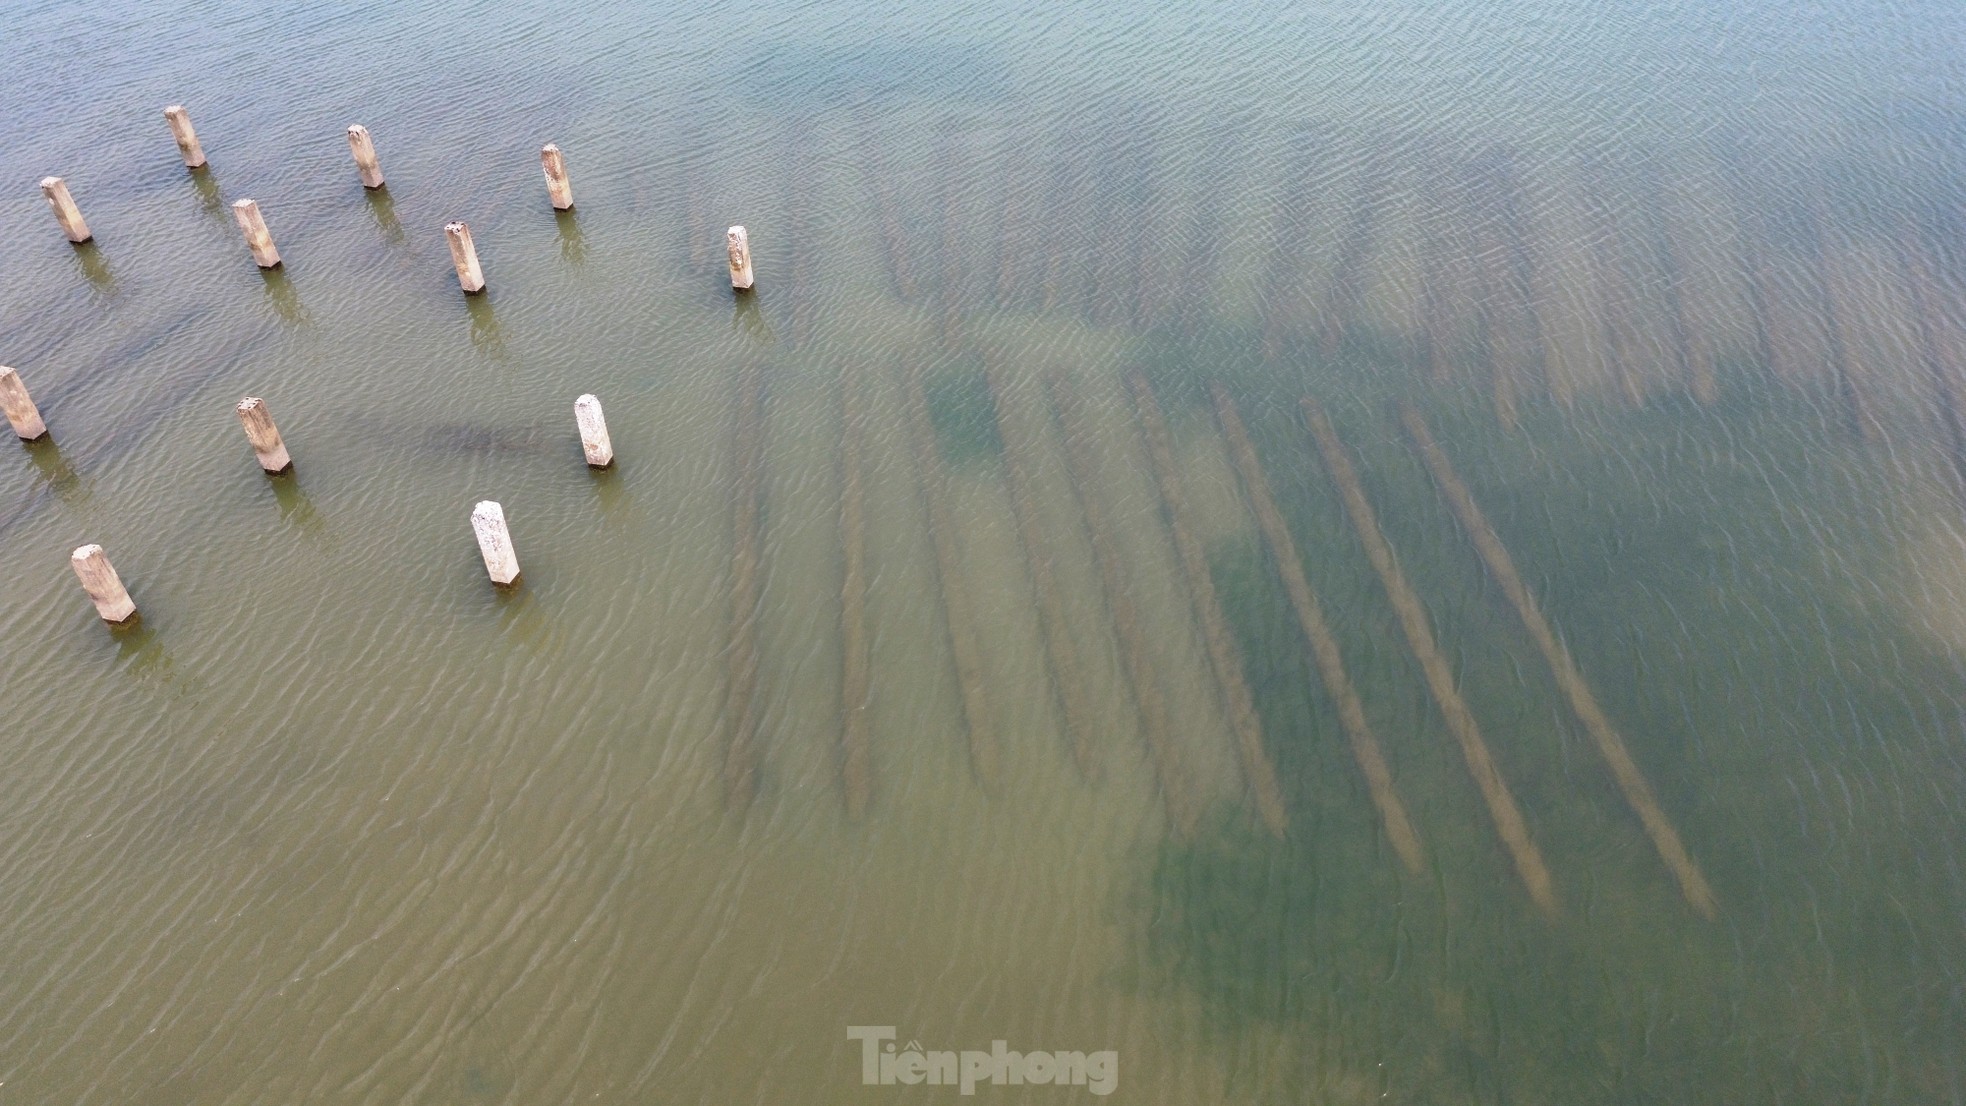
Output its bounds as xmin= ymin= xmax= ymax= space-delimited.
xmin=4 ymin=0 xmax=1965 ymax=1101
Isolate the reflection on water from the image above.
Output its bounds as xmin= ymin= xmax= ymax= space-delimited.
xmin=362 ymin=185 xmax=408 ymax=248
xmin=189 ymin=166 xmax=225 ymax=217
xmin=554 ymin=209 xmax=586 ymax=264
xmin=69 ymin=240 xmax=118 ymax=298
xmin=259 ymin=267 xmax=309 ymax=326
xmin=1 ymin=0 xmax=1964 ymax=1101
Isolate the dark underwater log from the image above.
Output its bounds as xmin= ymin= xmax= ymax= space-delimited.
xmin=1803 ymin=191 xmax=1885 ymax=442
xmin=1210 ymin=383 xmax=1427 ymax=872
xmin=723 ymin=356 xmax=768 ymax=810
xmin=1303 ymin=396 xmax=1557 ymax=918
xmin=896 ymin=358 xmax=1001 ymax=789
xmin=1128 ymin=371 xmax=1287 ymax=837
xmin=853 ymin=109 xmax=921 ymax=302
xmin=1257 ymin=124 xmax=1333 ymax=361
xmin=838 ymin=360 xmax=873 ymax=820
xmin=1046 ymin=371 xmax=1198 ymax=837
xmin=1401 ymin=402 xmax=1718 ymax=918
xmin=1898 ymin=228 xmax=1966 ymax=503
xmin=982 ymin=355 xmax=1101 ymax=778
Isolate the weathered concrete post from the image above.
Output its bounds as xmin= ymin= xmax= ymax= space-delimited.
xmin=541 ymin=144 xmax=573 ymax=210
xmin=235 ymin=396 xmax=292 ymax=473
xmin=445 ymin=221 xmax=485 ymax=293
xmin=727 ymin=225 xmax=754 ymax=290
xmin=574 ymin=394 xmax=612 ymax=467
xmin=0 ymin=367 xmax=49 ymax=441
xmin=232 ymin=199 xmax=281 ymax=267
xmin=71 ymin=544 xmax=137 ymax=623
xmin=347 ymin=124 xmax=385 ymax=188
xmin=41 ymin=177 xmax=92 ymax=243
xmin=164 ymin=105 xmax=207 ymax=168
xmin=471 ymin=501 xmax=520 ymax=585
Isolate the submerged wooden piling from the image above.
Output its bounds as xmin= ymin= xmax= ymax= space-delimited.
xmin=1046 ymin=371 xmax=1197 ymax=837
xmin=1580 ymin=172 xmax=1648 ymax=407
xmin=1302 ymin=397 xmax=1557 ymax=916
xmin=41 ymin=177 xmax=92 ymax=243
xmin=838 ymin=362 xmax=874 ymax=819
xmin=1465 ymin=150 xmax=1542 ymax=430
xmin=853 ymin=111 xmax=920 ymax=301
xmin=445 ymin=221 xmax=485 ymax=293
xmin=1414 ymin=156 xmax=1474 ymax=384
xmin=1649 ymin=162 xmax=1721 ymax=405
xmin=982 ymin=358 xmax=1101 ymax=778
xmin=1130 ymin=373 xmax=1288 ymax=838
xmin=235 ymin=396 xmax=292 ymax=474
xmin=164 ymin=105 xmax=207 ymax=169
xmin=1400 ymin=403 xmax=1719 ymax=918
xmin=71 ymin=544 xmax=137 ymax=623
xmin=1257 ymin=125 xmax=1332 ymax=360
xmin=1313 ymin=149 xmax=1394 ymax=357
xmin=232 ymin=199 xmax=281 ymax=268
xmin=1899 ymin=231 xmax=1966 ymax=498
xmin=541 ymin=144 xmax=574 ymax=211
xmin=1803 ymin=194 xmax=1884 ymax=442
xmin=470 ymin=501 xmax=521 ymax=585
xmin=727 ymin=225 xmax=755 ymax=291
xmin=565 ymin=394 xmax=611 ymax=468
xmin=0 ymin=367 xmax=49 ymax=441
xmin=783 ymin=120 xmax=821 ymax=348
xmin=1209 ymin=383 xmax=1425 ymax=872
xmin=992 ymin=144 xmax=1033 ymax=310
xmin=934 ymin=121 xmax=969 ymax=341
xmin=897 ymin=359 xmax=1000 ymax=789
xmin=347 ymin=125 xmax=385 ymax=188
xmin=723 ymin=356 xmax=767 ymax=809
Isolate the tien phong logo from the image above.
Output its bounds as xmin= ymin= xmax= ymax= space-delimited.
xmin=847 ymin=1026 xmax=1118 ymax=1096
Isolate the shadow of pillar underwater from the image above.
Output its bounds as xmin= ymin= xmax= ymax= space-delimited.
xmin=466 ymin=293 xmax=505 ymax=356
xmin=70 ymin=240 xmax=118 ymax=297
xmin=363 ymin=187 xmax=408 ymax=248
xmin=730 ymin=289 xmax=775 ymax=346
xmin=259 ymin=268 xmax=309 ymax=325
xmin=555 ymin=209 xmax=586 ymax=264
xmin=723 ymin=355 xmax=769 ymax=811
xmin=25 ymin=435 xmax=83 ymax=502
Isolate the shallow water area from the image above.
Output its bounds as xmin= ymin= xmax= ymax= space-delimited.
xmin=2 ymin=0 xmax=1965 ymax=1102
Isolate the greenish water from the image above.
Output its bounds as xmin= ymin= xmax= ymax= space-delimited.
xmin=2 ymin=0 xmax=1965 ymax=1101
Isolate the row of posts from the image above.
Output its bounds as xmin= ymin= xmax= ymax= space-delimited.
xmin=17 ymin=105 xmax=787 ymax=627
xmin=9 ymin=381 xmax=617 ymax=625
xmin=39 ymin=105 xmax=759 ymax=294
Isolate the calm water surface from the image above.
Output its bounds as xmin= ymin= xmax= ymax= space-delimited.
xmin=3 ymin=0 xmax=1965 ymax=1101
